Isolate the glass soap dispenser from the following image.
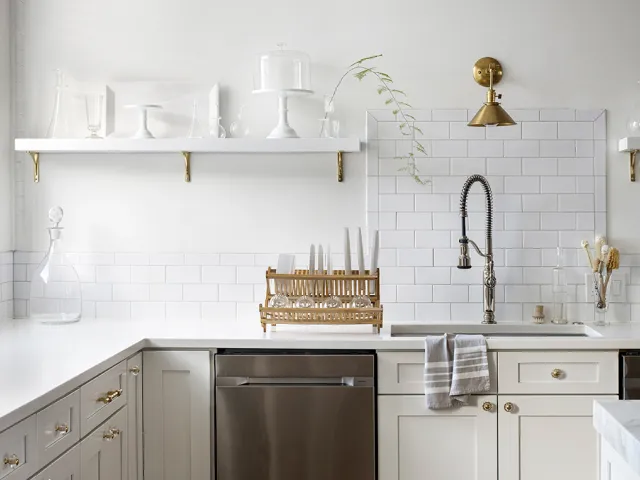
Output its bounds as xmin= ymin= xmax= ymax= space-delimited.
xmin=29 ymin=207 xmax=82 ymax=323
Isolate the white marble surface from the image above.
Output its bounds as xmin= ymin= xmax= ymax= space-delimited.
xmin=594 ymin=400 xmax=640 ymax=477
xmin=1 ymin=317 xmax=639 ymax=433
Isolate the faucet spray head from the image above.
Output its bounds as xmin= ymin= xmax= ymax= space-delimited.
xmin=458 ymin=239 xmax=472 ymax=269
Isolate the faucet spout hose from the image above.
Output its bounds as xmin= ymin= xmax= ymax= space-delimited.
xmin=459 ymin=174 xmax=494 ymax=252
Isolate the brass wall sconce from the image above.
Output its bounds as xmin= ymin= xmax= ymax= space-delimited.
xmin=468 ymin=57 xmax=516 ymax=127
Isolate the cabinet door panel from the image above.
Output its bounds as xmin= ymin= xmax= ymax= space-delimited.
xmin=80 ymin=406 xmax=127 ymax=480
xmin=126 ymin=353 xmax=143 ymax=480
xmin=498 ymin=395 xmax=617 ymax=480
xmin=143 ymin=351 xmax=211 ymax=480
xmin=35 ymin=444 xmax=80 ymax=480
xmin=378 ymin=395 xmax=498 ymax=480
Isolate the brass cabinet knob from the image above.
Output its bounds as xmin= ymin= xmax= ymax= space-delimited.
xmin=102 ymin=428 xmax=121 ymax=440
xmin=55 ymin=423 xmax=69 ymax=434
xmin=3 ymin=455 xmax=19 ymax=467
xmin=97 ymin=388 xmax=123 ymax=404
xmin=129 ymin=365 xmax=141 ymax=376
xmin=482 ymin=402 xmax=494 ymax=412
xmin=551 ymin=368 xmax=563 ymax=379
xmin=504 ymin=402 xmax=514 ymax=413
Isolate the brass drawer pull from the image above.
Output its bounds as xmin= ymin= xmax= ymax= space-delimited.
xmin=3 ymin=454 xmax=19 ymax=467
xmin=129 ymin=365 xmax=141 ymax=376
xmin=103 ymin=428 xmax=121 ymax=440
xmin=551 ymin=368 xmax=563 ymax=379
xmin=55 ymin=423 xmax=69 ymax=434
xmin=504 ymin=402 xmax=514 ymax=413
xmin=97 ymin=388 xmax=123 ymax=404
xmin=482 ymin=401 xmax=494 ymax=412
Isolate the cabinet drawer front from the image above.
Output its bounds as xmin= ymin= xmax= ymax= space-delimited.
xmin=80 ymin=407 xmax=127 ymax=480
xmin=36 ymin=390 xmax=80 ymax=467
xmin=498 ymin=351 xmax=618 ymax=394
xmin=378 ymin=351 xmax=498 ymax=394
xmin=34 ymin=444 xmax=80 ymax=480
xmin=0 ymin=415 xmax=37 ymax=480
xmin=80 ymin=361 xmax=127 ymax=437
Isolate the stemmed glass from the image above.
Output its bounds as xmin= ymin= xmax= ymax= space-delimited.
xmin=85 ymin=94 xmax=104 ymax=139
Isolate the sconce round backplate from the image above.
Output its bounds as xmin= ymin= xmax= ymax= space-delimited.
xmin=473 ymin=57 xmax=504 ymax=87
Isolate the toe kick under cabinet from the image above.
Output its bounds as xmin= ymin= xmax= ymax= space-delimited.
xmin=377 ymin=350 xmax=619 ymax=480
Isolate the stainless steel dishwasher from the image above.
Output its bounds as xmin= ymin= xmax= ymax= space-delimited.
xmin=215 ymin=351 xmax=376 ymax=480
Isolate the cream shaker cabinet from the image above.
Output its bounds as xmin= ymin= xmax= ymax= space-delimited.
xmin=378 ymin=395 xmax=498 ymax=480
xmin=498 ymin=395 xmax=617 ymax=480
xmin=143 ymin=350 xmax=211 ymax=480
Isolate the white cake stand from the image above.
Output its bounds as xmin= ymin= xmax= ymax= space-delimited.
xmin=253 ymin=88 xmax=313 ymax=139
xmin=124 ymin=104 xmax=163 ymax=139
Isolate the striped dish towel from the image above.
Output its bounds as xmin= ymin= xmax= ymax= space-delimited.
xmin=450 ymin=334 xmax=490 ymax=404
xmin=424 ymin=334 xmax=489 ymax=409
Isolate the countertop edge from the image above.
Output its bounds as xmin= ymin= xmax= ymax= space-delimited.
xmin=594 ymin=400 xmax=640 ymax=477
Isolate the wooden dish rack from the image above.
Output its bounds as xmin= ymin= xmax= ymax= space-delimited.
xmin=259 ymin=268 xmax=383 ymax=332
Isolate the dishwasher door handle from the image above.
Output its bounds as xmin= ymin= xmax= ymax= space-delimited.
xmin=216 ymin=376 xmax=374 ymax=387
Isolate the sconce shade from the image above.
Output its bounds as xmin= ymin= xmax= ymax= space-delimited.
xmin=468 ymin=102 xmax=516 ymax=127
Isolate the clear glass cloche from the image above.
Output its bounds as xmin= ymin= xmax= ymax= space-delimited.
xmin=29 ymin=207 xmax=82 ymax=323
xmin=253 ymin=44 xmax=312 ymax=92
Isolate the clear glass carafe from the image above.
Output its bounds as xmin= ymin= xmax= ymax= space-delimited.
xmin=29 ymin=207 xmax=82 ymax=323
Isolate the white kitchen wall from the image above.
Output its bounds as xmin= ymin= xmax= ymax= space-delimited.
xmin=9 ymin=0 xmax=640 ymax=322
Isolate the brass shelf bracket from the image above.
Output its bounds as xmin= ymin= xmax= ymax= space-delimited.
xmin=28 ymin=151 xmax=40 ymax=183
xmin=337 ymin=151 xmax=344 ymax=183
xmin=630 ymin=150 xmax=638 ymax=182
xmin=182 ymin=151 xmax=191 ymax=182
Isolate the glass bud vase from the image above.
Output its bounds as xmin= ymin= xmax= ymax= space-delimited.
xmin=29 ymin=207 xmax=82 ymax=323
xmin=593 ymin=272 xmax=609 ymax=327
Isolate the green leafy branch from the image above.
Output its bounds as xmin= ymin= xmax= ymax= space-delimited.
xmin=323 ymin=54 xmax=429 ymax=185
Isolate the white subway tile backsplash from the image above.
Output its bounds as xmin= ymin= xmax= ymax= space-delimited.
xmin=432 ymin=109 xmax=467 ymax=121
xmin=541 ymin=176 xmax=575 ymax=194
xmin=131 ymin=302 xmax=165 ymax=320
xmin=381 ymin=231 xmax=415 ymax=248
xmin=81 ymin=283 xmax=112 ymax=302
xmin=380 ymin=267 xmax=415 ymax=285
xmin=202 ymin=266 xmax=237 ymax=284
xmin=115 ymin=253 xmax=149 ymax=266
xmin=522 ymin=122 xmax=557 ymax=140
xmin=97 ymin=266 xmax=131 ymax=283
xmin=522 ymin=158 xmax=557 ymax=176
xmin=576 ymin=213 xmax=595 ymax=230
xmin=522 ymin=194 xmax=557 ymax=212
xmin=113 ymin=284 xmax=150 ymax=302
xmin=397 ymin=285 xmax=433 ymax=303
xmin=576 ymin=140 xmax=594 ymax=157
xmin=202 ymin=302 xmax=237 ymax=319
xmin=166 ymin=266 xmax=201 ymax=283
xmin=576 ymin=177 xmax=595 ymax=193
xmin=558 ymin=194 xmax=594 ymax=212
xmin=149 ymin=253 xmax=184 ymax=265
xmin=385 ymin=303 xmax=416 ymax=322
xmin=433 ymin=285 xmax=468 ymax=303
xmin=97 ymin=302 xmax=131 ymax=319
xmin=150 ymin=284 xmax=182 ymax=301
xmin=486 ymin=124 xmax=522 ymax=140
xmin=558 ymin=122 xmax=593 ymax=140
xmin=451 ymin=303 xmax=483 ymax=322
xmin=558 ymin=158 xmax=593 ymax=176
xmin=487 ymin=158 xmax=521 ymax=175
xmin=450 ymin=122 xmax=484 ymax=140
xmin=494 ymin=195 xmax=523 ymax=212
xmin=221 ymin=254 xmax=254 ymax=266
xmin=505 ymin=285 xmax=541 ymax=303
xmin=415 ymin=267 xmax=451 ymax=284
xmin=505 ymin=176 xmax=540 ymax=194
xmin=540 ymin=140 xmax=576 ymax=157
xmin=432 ymin=140 xmax=467 ymax=157
xmin=450 ymin=157 xmax=485 ymax=175
xmin=219 ymin=284 xmax=254 ymax=302
xmin=398 ymin=249 xmax=433 ymax=267
xmin=237 ymin=266 xmax=267 ymax=284
xmin=541 ymin=213 xmax=576 ymax=230
xmin=78 ymin=253 xmax=114 ymax=265
xmin=504 ymin=140 xmax=539 ymax=157
xmin=505 ymin=249 xmax=542 ymax=267
xmin=415 ymin=231 xmax=452 ymax=248
xmin=416 ymin=303 xmax=451 ymax=322
xmin=166 ymin=302 xmax=201 ymax=319
xmin=416 ymin=121 xmax=449 ymax=139
xmin=523 ymin=231 xmax=558 ymax=248
xmin=469 ymin=140 xmax=503 ymax=157
xmin=504 ymin=213 xmax=540 ymax=230
xmin=131 ymin=266 xmax=166 ymax=284
xmin=379 ymin=176 xmax=396 ymax=194
xmin=396 ymin=176 xmax=431 ymax=194
xmin=432 ymin=213 xmax=461 ymax=230
xmin=380 ymin=194 xmax=415 ymax=212
xmin=509 ymin=109 xmax=540 ymax=121
xmin=185 ymin=254 xmax=220 ymax=266
xmin=183 ymin=284 xmax=219 ymax=302
xmin=379 ymin=213 xmax=397 ymax=230
xmin=397 ymin=213 xmax=432 ymax=230
xmin=415 ymin=158 xmax=451 ymax=175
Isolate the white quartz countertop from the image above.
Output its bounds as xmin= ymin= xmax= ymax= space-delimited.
xmin=2 ymin=317 xmax=640 ymax=433
xmin=594 ymin=400 xmax=640 ymax=476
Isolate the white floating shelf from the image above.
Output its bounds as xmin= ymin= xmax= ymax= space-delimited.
xmin=14 ymin=137 xmax=361 ymax=183
xmin=14 ymin=137 xmax=361 ymax=153
xmin=619 ymin=137 xmax=640 ymax=182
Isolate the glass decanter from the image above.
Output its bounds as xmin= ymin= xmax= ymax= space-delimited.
xmin=229 ymin=105 xmax=250 ymax=138
xmin=29 ymin=207 xmax=82 ymax=324
xmin=551 ymin=247 xmax=568 ymax=324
